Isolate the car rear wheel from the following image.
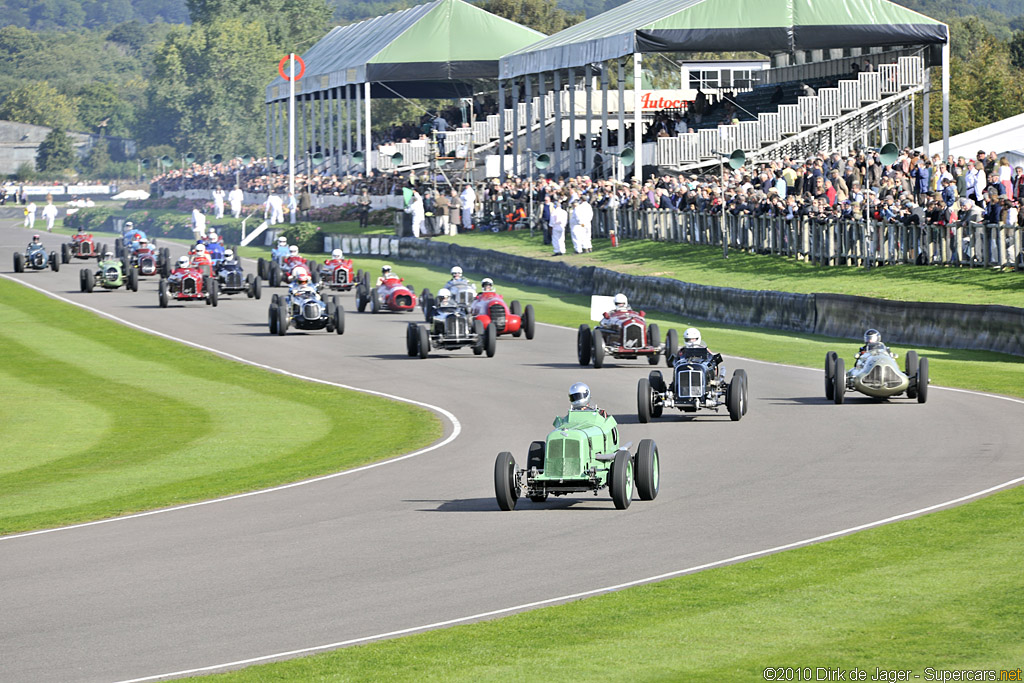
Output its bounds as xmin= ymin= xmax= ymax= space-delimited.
xmin=727 ymin=372 xmax=746 ymax=421
xmin=734 ymin=369 xmax=748 ymax=415
xmin=355 ymin=285 xmax=367 ymax=312
xmin=637 ymin=378 xmax=653 ymax=423
xmin=245 ymin=274 xmax=254 ymax=298
xmin=370 ymin=287 xmax=380 ymax=313
xmin=276 ymin=303 xmax=288 ymax=335
xmin=916 ymin=357 xmax=929 ymax=404
xmin=333 ymin=304 xmax=345 ymax=335
xmin=494 ymin=452 xmax=519 ymax=511
xmin=422 ymin=294 xmax=434 ymax=322
xmin=257 ymin=257 xmax=267 ymax=280
xmin=522 ymin=304 xmax=535 ymax=340
xmin=510 ymin=300 xmax=523 ymax=337
xmin=592 ymin=330 xmax=605 ymax=368
xmin=905 ymin=351 xmax=920 ymax=398
xmin=158 ymin=279 xmax=169 ymax=308
xmin=635 ymin=439 xmax=659 ymax=501
xmin=61 ymin=243 xmax=71 ymax=264
xmin=577 ymin=325 xmax=592 ymax=365
xmin=83 ymin=269 xmax=94 ymax=293
xmin=417 ymin=324 xmax=429 ymax=358
xmin=79 ymin=269 xmax=87 ymax=292
xmin=472 ymin=319 xmax=485 ymax=355
xmin=127 ymin=267 xmax=138 ymax=292
xmin=13 ymin=252 xmax=24 ymax=273
xmin=610 ymin=449 xmax=633 ymax=510
xmin=406 ymin=323 xmax=418 ymax=356
xmin=252 ymin=276 xmax=262 ymax=300
xmin=50 ymin=252 xmax=59 ymax=272
xmin=484 ymin=322 xmax=497 ymax=357
xmin=664 ymin=329 xmax=678 ymax=366
xmin=269 ymin=262 xmax=280 ymax=287
xmin=833 ymin=357 xmax=845 ymax=404
xmin=648 ymin=370 xmax=665 ymax=417
xmin=824 ymin=352 xmax=837 ymax=400
xmin=268 ymin=304 xmax=279 ymax=334
xmin=647 ymin=323 xmax=660 ymax=349
xmin=208 ymin=279 xmax=218 ymax=307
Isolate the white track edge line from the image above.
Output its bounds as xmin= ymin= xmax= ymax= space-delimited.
xmin=114 ymin=471 xmax=1024 ymax=683
xmin=0 ymin=273 xmax=462 ymax=541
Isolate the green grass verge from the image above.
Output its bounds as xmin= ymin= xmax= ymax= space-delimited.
xmin=435 ymin=230 xmax=1024 ymax=308
xmin=203 ymin=481 xmax=1024 ymax=681
xmin=0 ymin=278 xmax=440 ymax=535
xmin=339 ymin=256 xmax=1024 ymax=399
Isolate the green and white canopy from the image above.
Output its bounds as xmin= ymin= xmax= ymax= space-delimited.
xmin=500 ymin=0 xmax=948 ymax=79
xmin=265 ymin=0 xmax=544 ymax=102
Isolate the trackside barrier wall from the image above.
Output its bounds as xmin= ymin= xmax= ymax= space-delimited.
xmin=393 ymin=238 xmax=1024 ymax=357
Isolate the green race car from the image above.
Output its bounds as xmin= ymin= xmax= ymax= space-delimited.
xmin=81 ymin=254 xmax=138 ymax=293
xmin=494 ymin=383 xmax=660 ymax=511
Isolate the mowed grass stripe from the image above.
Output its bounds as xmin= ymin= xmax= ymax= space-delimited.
xmin=202 ymin=482 xmax=1024 ymax=681
xmin=345 ymin=256 xmax=1024 ymax=399
xmin=0 ymin=279 xmax=440 ymax=535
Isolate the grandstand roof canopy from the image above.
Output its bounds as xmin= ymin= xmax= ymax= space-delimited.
xmin=265 ymin=0 xmax=544 ymax=103
xmin=501 ymin=0 xmax=949 ymax=79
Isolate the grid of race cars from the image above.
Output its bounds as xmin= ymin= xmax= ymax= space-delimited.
xmin=13 ymin=226 xmax=930 ymax=510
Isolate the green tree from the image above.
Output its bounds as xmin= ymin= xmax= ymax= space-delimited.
xmin=36 ymin=128 xmax=76 ymax=173
xmin=0 ymin=25 xmax=43 ymax=63
xmin=475 ymin=0 xmax=582 ymax=34
xmin=187 ymin=0 xmax=332 ymax=51
xmin=76 ymin=83 xmax=135 ymax=138
xmin=1009 ymin=31 xmax=1024 ymax=70
xmin=0 ymin=81 xmax=77 ymax=129
xmin=81 ymin=138 xmax=111 ymax=177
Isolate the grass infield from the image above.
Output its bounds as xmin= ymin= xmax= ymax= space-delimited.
xmin=435 ymin=229 xmax=1024 ymax=308
xmin=0 ymin=278 xmax=440 ymax=535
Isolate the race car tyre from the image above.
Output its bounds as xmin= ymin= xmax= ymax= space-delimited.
xmin=727 ymin=372 xmax=746 ymax=421
xmin=361 ymin=271 xmax=369 ymax=287
xmin=647 ymin=323 xmax=660 ymax=349
xmin=158 ymin=279 xmax=169 ymax=308
xmin=637 ymin=378 xmax=653 ymax=423
xmin=49 ymin=252 xmax=59 ymax=272
xmin=406 ymin=323 xmax=418 ymax=356
xmin=472 ymin=319 xmax=485 ymax=355
xmin=417 ymin=324 xmax=430 ymax=358
xmin=209 ymin=280 xmax=218 ymax=307
xmin=246 ymin=274 xmax=254 ymax=298
xmin=61 ymin=243 xmax=70 ymax=264
xmin=270 ymin=293 xmax=280 ymax=307
xmin=577 ymin=325 xmax=592 ymax=365
xmin=523 ymin=305 xmax=535 ymax=340
xmin=84 ymin=268 xmax=95 ymax=292
xmin=159 ymin=258 xmax=170 ymax=279
xmin=252 ymin=276 xmax=261 ymax=300
xmin=485 ymin=322 xmax=497 ymax=357
xmin=161 ymin=247 xmax=170 ymax=265
xmin=98 ymin=244 xmax=108 ymax=259
xmin=824 ymin=352 xmax=837 ymax=400
xmin=310 ymin=269 xmax=319 ymax=285
xmin=333 ymin=305 xmax=345 ymax=335
xmin=648 ymin=370 xmax=665 ymax=417
xmin=510 ymin=300 xmax=522 ymax=317
xmin=127 ymin=267 xmax=138 ymax=292
xmin=611 ymin=449 xmax=633 ymax=510
xmin=833 ymin=357 xmax=845 ymax=404
xmin=635 ymin=439 xmax=659 ymax=501
xmin=268 ymin=304 xmax=279 ymax=334
xmin=355 ymin=286 xmax=367 ymax=312
xmin=257 ymin=258 xmax=267 ymax=281
xmin=115 ymin=241 xmax=122 ymax=257
xmin=276 ymin=303 xmax=288 ymax=335
xmin=370 ymin=287 xmax=380 ymax=314
xmin=905 ymin=351 xmax=920 ymax=398
xmin=79 ymin=269 xmax=87 ymax=292
xmin=356 ymin=269 xmax=363 ymax=284
xmin=204 ymin=277 xmax=212 ymax=305
xmin=916 ymin=357 xmax=929 ymax=404
xmin=420 ymin=288 xmax=432 ymax=313
xmin=592 ymin=330 xmax=606 ymax=369
xmin=734 ymin=369 xmax=749 ymax=415
xmin=664 ymin=329 xmax=678 ymax=366
xmin=494 ymin=452 xmax=519 ymax=511
xmin=13 ymin=252 xmax=23 ymax=273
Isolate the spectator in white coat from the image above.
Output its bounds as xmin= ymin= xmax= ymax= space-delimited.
xmin=24 ymin=200 xmax=37 ymax=229
xmin=212 ymin=186 xmax=226 ymax=219
xmin=549 ymin=198 xmax=568 ymax=256
xmin=191 ymin=207 xmax=207 ymax=240
xmin=264 ymin=192 xmax=284 ymax=225
xmin=41 ymin=200 xmax=58 ymax=232
xmin=404 ymin=187 xmax=425 ymax=238
xmin=228 ymin=185 xmax=244 ymax=218
xmin=571 ymin=195 xmax=594 ymax=253
xmin=460 ymin=183 xmax=476 ymax=231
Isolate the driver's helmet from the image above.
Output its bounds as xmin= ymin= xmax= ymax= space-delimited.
xmin=437 ymin=287 xmax=451 ymax=305
xmin=381 ymin=264 xmax=392 ymax=276
xmin=194 ymin=243 xmax=206 ymax=254
xmin=104 ymin=251 xmax=114 ymax=260
xmin=568 ymin=382 xmax=591 ymax=409
xmin=223 ymin=249 xmax=234 ymax=260
xmin=451 ymin=266 xmax=463 ymax=279
xmin=288 ymin=245 xmax=299 ymax=256
xmin=292 ymin=266 xmax=310 ymax=284
xmin=331 ymin=248 xmax=343 ymax=259
xmin=176 ymin=256 xmax=189 ymax=269
xmin=683 ymin=327 xmax=703 ymax=347
xmin=207 ymin=231 xmax=217 ymax=241
xmin=613 ymin=293 xmax=628 ymax=310
xmin=481 ymin=277 xmax=494 ymax=291
xmin=277 ymin=236 xmax=287 ymax=246
xmin=138 ymin=238 xmax=148 ymax=247
xmin=864 ymin=328 xmax=881 ymax=344
xmin=77 ymin=226 xmax=85 ymax=233
xmin=125 ymin=221 xmax=133 ymax=229
xmin=31 ymin=234 xmax=40 ymax=244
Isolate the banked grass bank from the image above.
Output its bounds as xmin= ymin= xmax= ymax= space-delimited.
xmin=394 ymin=238 xmax=1024 ymax=357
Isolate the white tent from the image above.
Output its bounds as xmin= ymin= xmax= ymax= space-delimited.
xmin=928 ymin=112 xmax=1024 ymax=166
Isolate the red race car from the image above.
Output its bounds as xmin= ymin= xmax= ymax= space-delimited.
xmin=61 ymin=231 xmax=107 ymax=263
xmin=470 ymin=284 xmax=535 ymax=339
xmin=129 ymin=241 xmax=170 ymax=278
xmin=158 ymin=257 xmax=219 ymax=308
xmin=577 ymin=295 xmax=677 ymax=369
xmin=319 ymin=250 xmax=358 ymax=292
xmin=356 ymin=273 xmax=417 ymax=313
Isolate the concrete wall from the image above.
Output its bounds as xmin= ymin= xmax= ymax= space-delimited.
xmin=394 ymin=238 xmax=1023 ymax=357
xmin=0 ymin=120 xmax=91 ymax=175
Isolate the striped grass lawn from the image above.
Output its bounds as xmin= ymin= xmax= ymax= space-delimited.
xmin=0 ymin=278 xmax=440 ymax=535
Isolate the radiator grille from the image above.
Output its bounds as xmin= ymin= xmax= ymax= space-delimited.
xmin=864 ymin=364 xmax=903 ymax=390
xmin=545 ymin=438 xmax=581 ymax=478
xmin=488 ymin=303 xmax=506 ymax=331
xmin=444 ymin=314 xmax=469 ymax=337
xmin=395 ymin=294 xmax=412 ymax=308
xmin=224 ymin=271 xmax=243 ymax=288
xmin=103 ymin=267 xmax=119 ymax=282
xmin=302 ymin=301 xmax=322 ymax=320
xmin=676 ymin=368 xmax=704 ymax=398
xmin=183 ymin=277 xmax=197 ymax=294
xmin=623 ymin=322 xmax=644 ymax=348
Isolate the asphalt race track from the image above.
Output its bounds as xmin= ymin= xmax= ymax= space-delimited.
xmin=2 ymin=224 xmax=1021 ymax=682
